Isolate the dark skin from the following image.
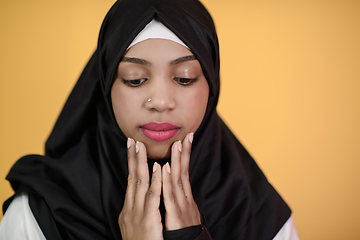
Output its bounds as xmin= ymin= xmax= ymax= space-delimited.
xmin=118 ymin=133 xmax=201 ymax=240
xmin=114 ymin=39 xmax=207 ymax=239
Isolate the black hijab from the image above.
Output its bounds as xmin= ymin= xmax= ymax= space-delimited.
xmin=4 ymin=0 xmax=291 ymax=239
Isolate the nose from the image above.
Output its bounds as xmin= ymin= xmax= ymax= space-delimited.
xmin=145 ymin=78 xmax=176 ymax=112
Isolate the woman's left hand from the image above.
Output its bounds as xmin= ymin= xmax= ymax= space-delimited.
xmin=162 ymin=133 xmax=201 ymax=230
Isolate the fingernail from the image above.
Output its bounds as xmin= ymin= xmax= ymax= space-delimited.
xmin=189 ymin=133 xmax=194 ymax=143
xmin=178 ymin=140 xmax=182 ymax=152
xmin=127 ymin=138 xmax=131 ymax=149
xmin=166 ymin=162 xmax=171 ymax=174
xmin=135 ymin=141 xmax=140 ymax=153
xmin=153 ymin=162 xmax=158 ymax=172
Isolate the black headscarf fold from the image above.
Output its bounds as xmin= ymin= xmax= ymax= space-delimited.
xmin=4 ymin=0 xmax=291 ymax=239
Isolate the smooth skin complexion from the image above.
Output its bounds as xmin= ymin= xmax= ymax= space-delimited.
xmin=111 ymin=39 xmax=209 ymax=159
xmin=111 ymin=39 xmax=209 ymax=240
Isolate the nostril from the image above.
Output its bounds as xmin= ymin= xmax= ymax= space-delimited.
xmin=145 ymin=95 xmax=176 ymax=112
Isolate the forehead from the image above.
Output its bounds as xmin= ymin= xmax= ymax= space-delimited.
xmin=123 ymin=39 xmax=193 ymax=60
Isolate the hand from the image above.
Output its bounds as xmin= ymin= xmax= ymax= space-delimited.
xmin=119 ymin=138 xmax=163 ymax=240
xmin=162 ymin=133 xmax=201 ymax=230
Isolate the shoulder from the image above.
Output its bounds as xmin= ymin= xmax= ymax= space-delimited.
xmin=273 ymin=216 xmax=300 ymax=240
xmin=0 ymin=193 xmax=46 ymax=240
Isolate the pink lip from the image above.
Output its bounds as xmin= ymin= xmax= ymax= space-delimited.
xmin=140 ymin=122 xmax=179 ymax=142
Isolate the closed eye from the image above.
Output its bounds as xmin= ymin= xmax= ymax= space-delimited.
xmin=121 ymin=78 xmax=148 ymax=87
xmin=174 ymin=77 xmax=199 ymax=86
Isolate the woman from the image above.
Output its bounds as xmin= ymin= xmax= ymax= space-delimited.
xmin=0 ymin=0 xmax=298 ymax=239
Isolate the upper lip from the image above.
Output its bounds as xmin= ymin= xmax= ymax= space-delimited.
xmin=140 ymin=122 xmax=179 ymax=131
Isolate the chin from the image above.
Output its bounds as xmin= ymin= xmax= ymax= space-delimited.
xmin=146 ymin=145 xmax=171 ymax=160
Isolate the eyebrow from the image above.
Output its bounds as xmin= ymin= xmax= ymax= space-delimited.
xmin=121 ymin=57 xmax=151 ymax=66
xmin=121 ymin=55 xmax=197 ymax=66
xmin=170 ymin=55 xmax=197 ymax=65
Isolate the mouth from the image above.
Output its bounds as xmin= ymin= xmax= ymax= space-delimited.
xmin=140 ymin=122 xmax=179 ymax=142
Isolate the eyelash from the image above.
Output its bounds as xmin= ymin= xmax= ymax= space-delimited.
xmin=121 ymin=78 xmax=148 ymax=87
xmin=121 ymin=77 xmax=199 ymax=87
xmin=174 ymin=77 xmax=199 ymax=86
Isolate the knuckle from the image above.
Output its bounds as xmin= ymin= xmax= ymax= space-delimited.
xmin=171 ymin=193 xmax=176 ymax=203
xmin=151 ymin=174 xmax=158 ymax=183
xmin=152 ymin=172 xmax=158 ymax=180
xmin=127 ymin=173 xmax=133 ymax=182
xmin=192 ymin=201 xmax=199 ymax=210
xmin=135 ymin=178 xmax=142 ymax=187
xmin=177 ymin=178 xmax=183 ymax=187
xmin=182 ymin=170 xmax=189 ymax=178
xmin=147 ymin=189 xmax=154 ymax=198
xmin=118 ymin=212 xmax=123 ymax=223
xmin=118 ymin=211 xmax=127 ymax=225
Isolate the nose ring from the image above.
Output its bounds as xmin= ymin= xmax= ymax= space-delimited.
xmin=147 ymin=98 xmax=151 ymax=102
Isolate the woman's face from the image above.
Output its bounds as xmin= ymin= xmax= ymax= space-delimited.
xmin=111 ymin=39 xmax=209 ymax=159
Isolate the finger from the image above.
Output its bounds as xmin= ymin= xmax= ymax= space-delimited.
xmin=180 ymin=133 xmax=194 ymax=200
xmin=134 ymin=141 xmax=150 ymax=210
xmin=162 ymin=162 xmax=176 ymax=213
xmin=170 ymin=140 xmax=182 ymax=187
xmin=170 ymin=140 xmax=187 ymax=206
xmin=144 ymin=162 xmax=162 ymax=214
xmin=124 ymin=138 xmax=137 ymax=209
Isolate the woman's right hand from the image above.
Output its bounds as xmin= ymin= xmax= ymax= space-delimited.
xmin=119 ymin=138 xmax=163 ymax=240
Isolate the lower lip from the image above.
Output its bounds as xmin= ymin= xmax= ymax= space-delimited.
xmin=140 ymin=124 xmax=179 ymax=142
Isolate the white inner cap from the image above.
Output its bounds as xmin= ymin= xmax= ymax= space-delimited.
xmin=127 ymin=19 xmax=189 ymax=50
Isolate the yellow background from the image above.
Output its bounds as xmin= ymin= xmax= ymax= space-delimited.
xmin=1 ymin=0 xmax=359 ymax=239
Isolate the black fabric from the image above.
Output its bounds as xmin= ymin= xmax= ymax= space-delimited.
xmin=4 ymin=0 xmax=291 ymax=239
xmin=164 ymin=225 xmax=203 ymax=240
xmin=164 ymin=214 xmax=213 ymax=240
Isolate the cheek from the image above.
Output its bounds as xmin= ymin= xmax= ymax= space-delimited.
xmin=184 ymin=83 xmax=209 ymax=131
xmin=111 ymin=84 xmax=126 ymax=118
xmin=111 ymin=83 xmax=138 ymax=134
